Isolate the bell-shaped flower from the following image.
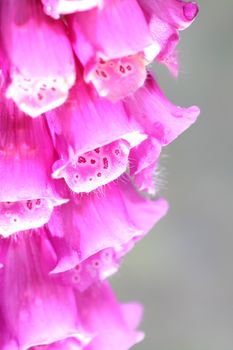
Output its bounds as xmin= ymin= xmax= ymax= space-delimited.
xmin=0 ymin=98 xmax=66 ymax=237
xmin=69 ymin=0 xmax=159 ymax=100
xmin=0 ymin=0 xmax=76 ymax=117
xmin=46 ymin=78 xmax=146 ymax=194
xmin=47 ymin=176 xmax=168 ymax=273
xmin=0 ymin=230 xmax=92 ymax=349
xmin=125 ymin=74 xmax=200 ymax=193
xmin=75 ymin=282 xmax=144 ymax=350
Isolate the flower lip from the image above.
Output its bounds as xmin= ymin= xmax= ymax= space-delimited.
xmin=84 ymin=53 xmax=149 ymax=102
xmin=6 ymin=72 xmax=76 ymax=118
xmin=51 ymin=129 xmax=147 ymax=192
xmin=0 ymin=197 xmax=68 ymax=238
xmin=52 ymin=139 xmax=131 ymax=194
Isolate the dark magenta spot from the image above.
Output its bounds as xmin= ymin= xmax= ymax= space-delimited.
xmin=100 ymin=70 xmax=108 ymax=78
xmin=103 ymin=157 xmax=109 ymax=169
xmin=114 ymin=149 xmax=120 ymax=155
xmin=78 ymin=156 xmax=86 ymax=164
xmin=126 ymin=65 xmax=132 ymax=71
xmin=74 ymin=275 xmax=79 ymax=282
xmin=90 ymin=159 xmax=96 ymax=164
xmin=35 ymin=199 xmax=41 ymax=206
xmin=97 ymin=172 xmax=102 ymax=177
xmin=99 ymin=58 xmax=106 ymax=64
xmin=119 ymin=65 xmax=126 ymax=74
xmin=94 ymin=148 xmax=100 ymax=154
xmin=95 ymin=69 xmax=100 ymax=76
xmin=26 ymin=200 xmax=33 ymax=210
xmin=37 ymin=93 xmax=43 ymax=100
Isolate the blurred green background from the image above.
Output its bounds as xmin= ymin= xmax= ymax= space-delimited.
xmin=112 ymin=1 xmax=233 ymax=349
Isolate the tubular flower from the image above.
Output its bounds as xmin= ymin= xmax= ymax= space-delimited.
xmin=0 ymin=0 xmax=199 ymax=349
xmin=0 ymin=98 xmax=67 ymax=237
xmin=46 ymin=77 xmax=145 ymax=194
xmin=0 ymin=0 xmax=76 ymax=117
xmin=125 ymin=74 xmax=200 ymax=193
xmin=69 ymin=0 xmax=159 ymax=100
xmin=47 ymin=178 xmax=168 ymax=273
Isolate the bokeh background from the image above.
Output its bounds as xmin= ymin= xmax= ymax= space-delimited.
xmin=112 ymin=1 xmax=233 ymax=349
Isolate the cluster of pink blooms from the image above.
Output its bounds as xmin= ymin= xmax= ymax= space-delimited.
xmin=0 ymin=0 xmax=199 ymax=349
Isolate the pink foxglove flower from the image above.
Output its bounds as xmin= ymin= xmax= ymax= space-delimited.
xmin=0 ymin=0 xmax=199 ymax=349
xmin=46 ymin=76 xmax=145 ymax=193
xmin=0 ymin=98 xmax=67 ymax=237
xmin=69 ymin=0 xmax=159 ymax=100
xmin=125 ymin=74 xmax=200 ymax=193
xmin=47 ymin=178 xmax=168 ymax=273
xmin=0 ymin=0 xmax=76 ymax=117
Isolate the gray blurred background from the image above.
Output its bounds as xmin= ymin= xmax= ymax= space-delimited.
xmin=112 ymin=1 xmax=233 ymax=349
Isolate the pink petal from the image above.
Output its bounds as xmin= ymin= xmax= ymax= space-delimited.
xmin=84 ymin=54 xmax=147 ymax=101
xmin=47 ymin=177 xmax=168 ymax=272
xmin=0 ymin=99 xmax=66 ymax=237
xmin=47 ymin=80 xmax=145 ymax=193
xmin=56 ymin=248 xmax=119 ymax=291
xmin=139 ymin=0 xmax=199 ymax=30
xmin=129 ymin=137 xmax=161 ymax=194
xmin=124 ymin=74 xmax=199 ymax=192
xmin=0 ymin=0 xmax=75 ymax=117
xmin=0 ymin=317 xmax=18 ymax=350
xmin=124 ymin=74 xmax=200 ymax=146
xmin=0 ymin=199 xmax=54 ymax=238
xmin=69 ymin=0 xmax=159 ymax=99
xmin=69 ymin=0 xmax=157 ymax=64
xmin=76 ymin=282 xmax=144 ymax=350
xmin=41 ymin=0 xmax=102 ymax=18
xmin=0 ymin=230 xmax=92 ymax=349
xmin=0 ymin=99 xmax=57 ymax=200
xmin=120 ymin=303 xmax=144 ymax=331
xmin=138 ymin=0 xmax=199 ymax=73
xmin=0 ymin=46 xmax=8 ymax=92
